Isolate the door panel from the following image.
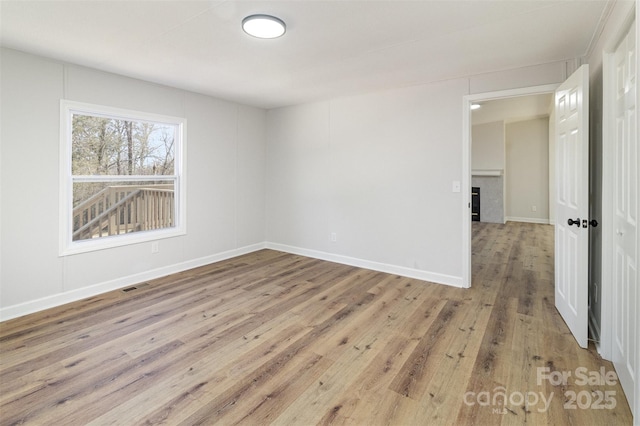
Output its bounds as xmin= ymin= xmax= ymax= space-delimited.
xmin=611 ymin=20 xmax=637 ymax=415
xmin=555 ymin=64 xmax=589 ymax=348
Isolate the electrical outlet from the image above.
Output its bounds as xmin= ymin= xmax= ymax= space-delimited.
xmin=330 ymin=232 xmax=337 ymax=242
xmin=532 ymin=205 xmax=537 ymax=212
xmin=151 ymin=241 xmax=159 ymax=253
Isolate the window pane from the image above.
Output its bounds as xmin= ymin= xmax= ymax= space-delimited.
xmin=61 ymin=100 xmax=186 ymax=256
xmin=72 ymin=181 xmax=175 ymax=241
xmin=72 ymin=114 xmax=176 ymax=176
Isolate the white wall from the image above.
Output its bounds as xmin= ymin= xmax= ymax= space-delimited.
xmin=471 ymin=121 xmax=505 ymax=170
xmin=0 ymin=48 xmax=266 ymax=319
xmin=267 ymin=80 xmax=468 ymax=285
xmin=265 ymin=58 xmax=567 ymax=286
xmin=1 ymin=47 xmax=570 ymax=317
xmin=505 ymin=118 xmax=550 ymax=223
xmin=471 ymin=121 xmax=505 ymax=224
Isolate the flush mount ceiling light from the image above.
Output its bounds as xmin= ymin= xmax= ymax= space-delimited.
xmin=242 ymin=14 xmax=286 ymax=39
xmin=470 ymin=103 xmax=482 ymax=110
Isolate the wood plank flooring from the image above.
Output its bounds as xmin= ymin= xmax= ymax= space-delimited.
xmin=0 ymin=222 xmax=633 ymax=425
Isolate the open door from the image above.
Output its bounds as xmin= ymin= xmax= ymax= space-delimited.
xmin=554 ymin=64 xmax=589 ymax=348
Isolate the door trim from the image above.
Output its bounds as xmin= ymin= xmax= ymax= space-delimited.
xmin=601 ymin=49 xmax=615 ymax=362
xmin=462 ymin=84 xmax=559 ymax=287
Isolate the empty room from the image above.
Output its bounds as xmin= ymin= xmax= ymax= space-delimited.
xmin=1 ymin=1 xmax=638 ymax=425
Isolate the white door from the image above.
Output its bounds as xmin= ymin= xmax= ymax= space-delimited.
xmin=555 ymin=64 xmax=589 ymax=348
xmin=611 ymin=21 xmax=637 ymax=415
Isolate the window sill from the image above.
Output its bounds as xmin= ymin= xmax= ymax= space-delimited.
xmin=60 ymin=227 xmax=186 ymax=256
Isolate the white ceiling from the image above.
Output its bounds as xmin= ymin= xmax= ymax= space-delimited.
xmin=0 ymin=0 xmax=615 ymax=109
xmin=472 ymin=93 xmax=554 ymax=125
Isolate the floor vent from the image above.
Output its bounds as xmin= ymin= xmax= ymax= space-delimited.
xmin=121 ymin=283 xmax=149 ymax=293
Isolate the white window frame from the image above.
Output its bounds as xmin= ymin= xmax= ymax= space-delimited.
xmin=59 ymin=100 xmax=187 ymax=256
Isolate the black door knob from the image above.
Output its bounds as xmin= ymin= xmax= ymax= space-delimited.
xmin=589 ymin=219 xmax=599 ymax=227
xmin=568 ymin=218 xmax=580 ymax=227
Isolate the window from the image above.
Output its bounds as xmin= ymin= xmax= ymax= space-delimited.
xmin=60 ymin=100 xmax=186 ymax=255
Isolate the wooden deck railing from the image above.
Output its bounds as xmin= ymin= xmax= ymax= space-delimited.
xmin=72 ymin=184 xmax=174 ymax=241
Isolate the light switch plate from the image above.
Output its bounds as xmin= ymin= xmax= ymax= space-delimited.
xmin=452 ymin=181 xmax=461 ymax=193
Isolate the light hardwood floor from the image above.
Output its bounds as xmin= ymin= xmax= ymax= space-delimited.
xmin=0 ymin=222 xmax=633 ymax=425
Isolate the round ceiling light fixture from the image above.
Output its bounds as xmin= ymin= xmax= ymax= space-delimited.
xmin=242 ymin=14 xmax=286 ymax=39
xmin=470 ymin=103 xmax=482 ymax=110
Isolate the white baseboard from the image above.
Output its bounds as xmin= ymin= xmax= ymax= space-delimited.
xmin=0 ymin=243 xmax=266 ymax=322
xmin=1 ymin=241 xmax=466 ymax=321
xmin=505 ymin=216 xmax=550 ymax=225
xmin=265 ymin=242 xmax=464 ymax=288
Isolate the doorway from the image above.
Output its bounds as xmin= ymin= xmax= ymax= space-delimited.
xmin=462 ymin=84 xmax=558 ymax=288
xmin=463 ymin=75 xmax=591 ymax=347
xmin=468 ymin=93 xmax=556 ymax=334
xmin=471 ymin=94 xmax=553 ymax=226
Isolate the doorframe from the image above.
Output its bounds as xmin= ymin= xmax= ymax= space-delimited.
xmin=462 ymin=84 xmax=559 ymax=288
xmin=636 ymin=8 xmax=639 ymax=424
xmin=600 ymin=38 xmax=616 ymax=364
